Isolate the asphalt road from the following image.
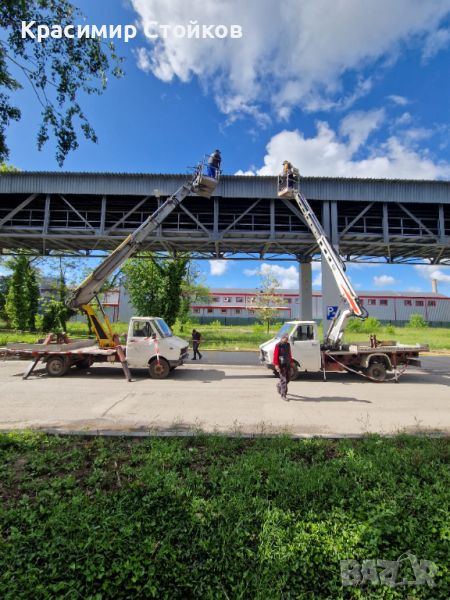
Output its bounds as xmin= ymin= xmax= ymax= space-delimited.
xmin=0 ymin=355 xmax=448 ymax=437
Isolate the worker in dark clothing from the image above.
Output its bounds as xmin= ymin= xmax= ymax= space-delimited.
xmin=207 ymin=149 xmax=221 ymax=178
xmin=273 ymin=334 xmax=294 ymax=400
xmin=192 ymin=329 xmax=202 ymax=360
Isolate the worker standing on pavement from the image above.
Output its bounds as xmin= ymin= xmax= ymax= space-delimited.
xmin=191 ymin=328 xmax=203 ymax=360
xmin=207 ymin=149 xmax=221 ymax=178
xmin=273 ymin=334 xmax=294 ymax=400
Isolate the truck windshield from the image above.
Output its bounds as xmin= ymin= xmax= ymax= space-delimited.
xmin=275 ymin=323 xmax=294 ymax=339
xmin=154 ymin=318 xmax=173 ymax=338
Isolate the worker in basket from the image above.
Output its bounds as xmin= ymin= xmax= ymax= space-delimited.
xmin=282 ymin=160 xmax=298 ymax=190
xmin=207 ymin=149 xmax=221 ymax=178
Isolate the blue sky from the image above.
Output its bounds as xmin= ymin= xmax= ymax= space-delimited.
xmin=4 ymin=0 xmax=450 ymax=294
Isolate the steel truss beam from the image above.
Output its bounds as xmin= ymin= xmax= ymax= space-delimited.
xmin=0 ymin=192 xmax=449 ymax=265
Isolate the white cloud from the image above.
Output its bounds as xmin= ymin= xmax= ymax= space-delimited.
xmin=244 ymin=263 xmax=299 ymax=289
xmin=422 ymin=27 xmax=450 ymax=61
xmin=415 ymin=265 xmax=450 ymax=284
xmin=312 ymin=273 xmax=322 ymax=288
xmin=387 ymin=95 xmax=410 ymax=106
xmin=253 ymin=114 xmax=450 ymax=178
xmin=131 ymin=0 xmax=450 ymax=119
xmin=374 ymin=275 xmax=396 ymax=287
xmin=209 ymin=260 xmax=229 ymax=276
xmin=234 ymin=169 xmax=256 ymax=176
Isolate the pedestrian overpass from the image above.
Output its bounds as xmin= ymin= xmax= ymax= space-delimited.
xmin=1 ymin=172 xmax=449 ymax=322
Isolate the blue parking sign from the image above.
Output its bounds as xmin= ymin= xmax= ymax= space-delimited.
xmin=327 ymin=306 xmax=338 ymax=320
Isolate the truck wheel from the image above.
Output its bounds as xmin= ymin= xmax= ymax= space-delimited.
xmin=289 ymin=362 xmax=299 ymax=381
xmin=75 ymin=358 xmax=92 ymax=370
xmin=367 ymin=362 xmax=387 ymax=382
xmin=149 ymin=358 xmax=170 ymax=379
xmin=46 ymin=355 xmax=69 ymax=377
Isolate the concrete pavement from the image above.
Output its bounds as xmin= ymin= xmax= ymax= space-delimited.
xmin=0 ymin=357 xmax=448 ymax=437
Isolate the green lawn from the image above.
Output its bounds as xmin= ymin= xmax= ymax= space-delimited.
xmin=0 ymin=433 xmax=448 ymax=599
xmin=1 ymin=319 xmax=449 ymax=350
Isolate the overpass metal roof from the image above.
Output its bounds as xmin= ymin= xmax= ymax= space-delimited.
xmin=1 ymin=172 xmax=450 ymax=203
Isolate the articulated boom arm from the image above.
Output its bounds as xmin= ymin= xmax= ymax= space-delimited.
xmin=293 ymin=189 xmax=365 ymax=318
xmin=68 ymin=159 xmax=219 ymax=347
xmin=278 ymin=170 xmax=367 ymax=347
xmin=69 ymin=180 xmax=194 ymax=309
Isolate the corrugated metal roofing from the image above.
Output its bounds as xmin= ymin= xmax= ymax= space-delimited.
xmin=207 ymin=288 xmax=449 ymax=298
xmin=1 ymin=172 xmax=450 ymax=203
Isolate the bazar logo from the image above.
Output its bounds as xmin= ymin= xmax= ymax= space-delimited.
xmin=21 ymin=21 xmax=243 ymax=42
xmin=340 ymin=552 xmax=438 ymax=588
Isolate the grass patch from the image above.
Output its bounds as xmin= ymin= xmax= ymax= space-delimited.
xmin=0 ymin=433 xmax=449 ymax=598
xmin=1 ymin=319 xmax=449 ymax=351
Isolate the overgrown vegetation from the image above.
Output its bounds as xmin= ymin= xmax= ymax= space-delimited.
xmin=0 ymin=433 xmax=448 ymax=598
xmin=1 ymin=320 xmax=450 ymax=350
xmin=408 ymin=313 xmax=428 ymax=328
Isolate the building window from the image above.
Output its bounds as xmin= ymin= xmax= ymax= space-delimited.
xmin=404 ymin=300 xmax=412 ymax=306
xmin=221 ymin=308 xmax=227 ymax=314
xmin=286 ymin=298 xmax=292 ymax=304
xmin=415 ymin=300 xmax=424 ymax=307
xmin=193 ymin=308 xmax=200 ymax=314
xmin=427 ymin=300 xmax=436 ymax=307
xmin=235 ymin=309 xmax=241 ymax=315
xmin=379 ymin=299 xmax=388 ymax=306
xmin=223 ymin=297 xmax=231 ymax=303
xmin=236 ymin=297 xmax=244 ymax=303
xmin=368 ymin=299 xmax=376 ymax=306
xmin=211 ymin=297 xmax=219 ymax=303
xmin=207 ymin=308 xmax=213 ymax=314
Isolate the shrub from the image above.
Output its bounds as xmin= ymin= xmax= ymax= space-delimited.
xmin=385 ymin=324 xmax=396 ymax=335
xmin=362 ymin=316 xmax=381 ymax=333
xmin=210 ymin=320 xmax=222 ymax=328
xmin=252 ymin=322 xmax=266 ymax=334
xmin=408 ymin=313 xmax=428 ymax=328
xmin=346 ymin=318 xmax=362 ymax=333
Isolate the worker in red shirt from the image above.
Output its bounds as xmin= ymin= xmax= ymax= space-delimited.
xmin=273 ymin=334 xmax=294 ymax=401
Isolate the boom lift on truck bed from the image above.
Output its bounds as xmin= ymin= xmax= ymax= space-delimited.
xmin=6 ymin=154 xmax=221 ymax=380
xmin=277 ymin=164 xmax=368 ymax=348
xmin=259 ymin=163 xmax=428 ymax=382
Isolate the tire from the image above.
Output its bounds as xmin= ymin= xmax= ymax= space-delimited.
xmin=289 ymin=362 xmax=300 ymax=381
xmin=367 ymin=362 xmax=387 ymax=382
xmin=148 ymin=358 xmax=170 ymax=379
xmin=75 ymin=358 xmax=92 ymax=370
xmin=45 ymin=355 xmax=69 ymax=377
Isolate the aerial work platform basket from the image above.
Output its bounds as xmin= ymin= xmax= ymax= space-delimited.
xmin=277 ymin=166 xmax=300 ymax=199
xmin=193 ymin=153 xmax=221 ymax=198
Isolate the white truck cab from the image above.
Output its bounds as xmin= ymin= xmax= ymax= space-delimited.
xmin=260 ymin=320 xmax=321 ymax=378
xmin=126 ymin=317 xmax=189 ymax=378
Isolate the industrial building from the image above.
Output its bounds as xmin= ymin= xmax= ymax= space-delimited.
xmin=105 ymin=285 xmax=450 ymax=326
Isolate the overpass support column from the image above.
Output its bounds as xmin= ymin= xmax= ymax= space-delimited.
xmin=298 ymin=259 xmax=312 ymax=320
xmin=321 ymin=201 xmax=341 ymax=329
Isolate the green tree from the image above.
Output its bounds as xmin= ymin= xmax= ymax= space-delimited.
xmin=249 ymin=273 xmax=282 ymax=332
xmin=0 ymin=1 xmax=123 ymax=164
xmin=25 ymin=263 xmax=39 ymax=330
xmin=0 ymin=163 xmax=19 ymax=172
xmin=4 ymin=254 xmax=39 ymax=329
xmin=178 ymin=263 xmax=209 ymax=331
xmin=122 ymin=253 xmax=191 ymax=328
xmin=0 ymin=274 xmax=11 ymax=322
